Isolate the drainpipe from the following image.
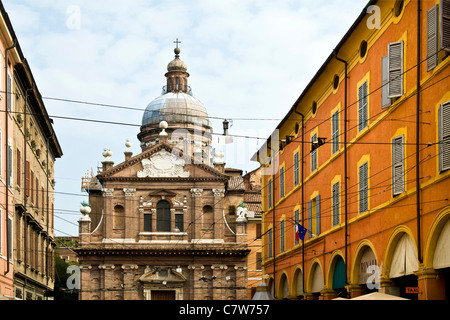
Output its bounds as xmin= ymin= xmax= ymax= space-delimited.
xmin=293 ymin=108 xmax=305 ymax=294
xmin=333 ymin=50 xmax=349 ymax=293
xmin=4 ymin=38 xmax=16 ymax=276
xmin=416 ymin=0 xmax=422 ymax=263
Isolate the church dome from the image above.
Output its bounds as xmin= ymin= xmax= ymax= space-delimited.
xmin=141 ymin=92 xmax=211 ymax=128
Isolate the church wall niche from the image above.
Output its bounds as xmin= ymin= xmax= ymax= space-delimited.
xmin=112 ymin=204 xmax=125 ymax=238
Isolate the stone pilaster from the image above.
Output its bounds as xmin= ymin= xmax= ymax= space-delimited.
xmin=122 ymin=264 xmax=139 ymax=300
xmin=123 ymin=188 xmax=136 ymax=238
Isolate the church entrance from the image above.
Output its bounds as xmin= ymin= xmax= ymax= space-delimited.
xmin=151 ymin=290 xmax=176 ymax=300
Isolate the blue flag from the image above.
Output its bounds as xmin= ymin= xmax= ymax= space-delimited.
xmin=295 ymin=223 xmax=307 ymax=241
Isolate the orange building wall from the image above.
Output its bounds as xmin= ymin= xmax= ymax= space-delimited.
xmin=259 ymin=0 xmax=450 ymax=300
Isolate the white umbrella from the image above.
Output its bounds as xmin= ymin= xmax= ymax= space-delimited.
xmin=350 ymin=292 xmax=409 ymax=300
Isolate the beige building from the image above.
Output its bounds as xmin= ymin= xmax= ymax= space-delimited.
xmin=76 ymin=46 xmax=254 ymax=300
xmin=0 ymin=1 xmax=62 ymax=300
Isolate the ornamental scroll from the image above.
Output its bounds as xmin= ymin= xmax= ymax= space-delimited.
xmin=137 ymin=149 xmax=190 ymax=178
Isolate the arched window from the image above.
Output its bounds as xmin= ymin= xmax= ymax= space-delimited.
xmin=157 ymin=200 xmax=171 ymax=232
xmin=113 ymin=205 xmax=125 ymax=229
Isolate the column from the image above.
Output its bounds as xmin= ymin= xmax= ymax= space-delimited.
xmin=212 ymin=189 xmax=225 ymax=240
xmin=99 ymin=264 xmax=115 ymax=300
xmin=415 ymin=267 xmax=446 ymax=300
xmin=190 ymin=188 xmax=203 ymax=240
xmin=101 ymin=188 xmax=114 ymax=237
xmin=122 ymin=264 xmax=139 ymax=300
xmin=123 ymin=188 xmax=136 ymax=239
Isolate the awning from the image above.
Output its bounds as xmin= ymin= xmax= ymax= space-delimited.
xmin=311 ymin=265 xmax=324 ymax=293
xmin=433 ymin=219 xmax=450 ymax=269
xmin=389 ymin=233 xmax=418 ymax=278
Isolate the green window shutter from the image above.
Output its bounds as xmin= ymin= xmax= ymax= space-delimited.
xmin=358 ymin=81 xmax=368 ymax=131
xmin=332 ymin=182 xmax=340 ymax=227
xmin=315 ymin=195 xmax=321 ymax=235
xmin=427 ymin=5 xmax=439 ymax=70
xmin=359 ymin=162 xmax=369 ymax=213
xmin=294 ymin=152 xmax=299 ymax=186
xmin=440 ymin=0 xmax=450 ymax=52
xmin=311 ymin=133 xmax=317 ymax=171
xmin=332 ymin=111 xmax=339 ymax=153
xmin=268 ymin=179 xmax=272 ymax=208
xmin=268 ymin=229 xmax=273 ymax=258
xmin=308 ymin=200 xmax=312 ymax=238
xmin=392 ymin=136 xmax=405 ymax=195
xmin=381 ymin=55 xmax=392 ymax=108
xmin=388 ymin=41 xmax=404 ymax=98
xmin=439 ymin=101 xmax=450 ymax=172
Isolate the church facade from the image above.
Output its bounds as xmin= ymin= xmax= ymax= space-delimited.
xmin=76 ymin=46 xmax=251 ymax=300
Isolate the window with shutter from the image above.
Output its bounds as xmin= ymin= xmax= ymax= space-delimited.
xmin=7 ymin=73 xmax=12 ymax=112
xmin=440 ymin=0 xmax=450 ymax=51
xmin=392 ymin=135 xmax=405 ymax=195
xmin=359 ymin=162 xmax=369 ymax=213
xmin=268 ymin=228 xmax=273 ymax=258
xmin=16 ymin=149 xmax=21 ymax=187
xmin=25 ymin=161 xmax=30 ymax=197
xmin=332 ymin=111 xmax=339 ymax=153
xmin=332 ymin=182 xmax=340 ymax=227
xmin=427 ymin=5 xmax=439 ymax=70
xmin=279 ymin=167 xmax=285 ymax=198
xmin=381 ymin=55 xmax=392 ymax=108
xmin=388 ymin=41 xmax=404 ymax=98
xmin=315 ymin=195 xmax=321 ymax=235
xmin=358 ymin=81 xmax=368 ymax=131
xmin=308 ymin=200 xmax=313 ymax=239
xmin=268 ymin=178 xmax=272 ymax=208
xmin=7 ymin=145 xmax=12 ymax=187
xmin=280 ymin=219 xmax=285 ymax=252
xmin=294 ymin=209 xmax=300 ymax=245
xmin=311 ymin=133 xmax=317 ymax=172
xmin=294 ymin=152 xmax=299 ymax=186
xmin=439 ymin=101 xmax=450 ymax=172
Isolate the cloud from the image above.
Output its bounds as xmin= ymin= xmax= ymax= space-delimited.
xmin=2 ymin=0 xmax=368 ymax=235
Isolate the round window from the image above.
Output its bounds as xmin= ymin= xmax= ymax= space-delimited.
xmin=394 ymin=0 xmax=404 ymax=17
xmin=312 ymin=101 xmax=317 ymax=115
xmin=360 ymin=40 xmax=368 ymax=59
xmin=333 ymin=74 xmax=340 ymax=90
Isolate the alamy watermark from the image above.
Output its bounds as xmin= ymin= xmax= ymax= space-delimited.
xmin=66 ymin=5 xmax=81 ymax=30
xmin=66 ymin=265 xmax=81 ymax=290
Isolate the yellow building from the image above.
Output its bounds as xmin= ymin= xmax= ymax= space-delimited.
xmin=254 ymin=0 xmax=450 ymax=300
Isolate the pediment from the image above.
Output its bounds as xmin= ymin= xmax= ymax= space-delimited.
xmin=148 ymin=189 xmax=177 ymax=197
xmin=98 ymin=142 xmax=229 ymax=181
xmin=139 ymin=267 xmax=186 ymax=284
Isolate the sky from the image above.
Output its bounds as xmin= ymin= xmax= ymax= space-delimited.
xmin=2 ymin=0 xmax=369 ymax=236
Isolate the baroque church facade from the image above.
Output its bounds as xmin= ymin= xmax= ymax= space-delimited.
xmin=75 ymin=46 xmax=253 ymax=300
